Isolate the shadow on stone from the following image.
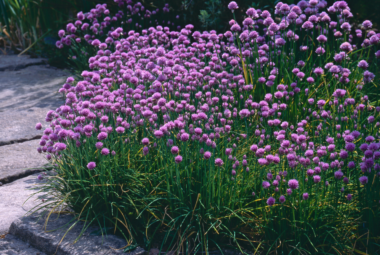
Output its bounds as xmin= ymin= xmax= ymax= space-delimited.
xmin=9 ymin=212 xmax=146 ymax=255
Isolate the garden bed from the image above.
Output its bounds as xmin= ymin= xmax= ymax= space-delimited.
xmin=29 ymin=0 xmax=380 ymax=253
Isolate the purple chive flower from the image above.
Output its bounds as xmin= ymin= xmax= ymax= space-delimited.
xmin=334 ymin=171 xmax=344 ymax=179
xmin=175 ymin=155 xmax=183 ymax=163
xmin=142 ymin=138 xmax=150 ymax=145
xmin=87 ymin=162 xmax=96 ymax=170
xmin=262 ymin=181 xmax=271 ymax=189
xmin=180 ymin=133 xmax=190 ymax=142
xmin=313 ymin=175 xmax=321 ymax=183
xmin=101 ymin=148 xmax=110 ymax=155
xmin=302 ymin=193 xmax=309 ymax=200
xmin=288 ymin=179 xmax=299 ymax=190
xmin=362 ymin=20 xmax=372 ymax=29
xmin=36 ymin=123 xmax=42 ymax=130
xmin=97 ymin=132 xmax=108 ymax=140
xmin=279 ymin=195 xmax=286 ymax=203
xmin=37 ymin=174 xmax=44 ymax=180
xmin=359 ymin=176 xmax=368 ymax=185
xmin=116 ymin=127 xmax=125 ymax=134
xmin=95 ymin=142 xmax=103 ymax=149
xmin=267 ymin=197 xmax=275 ymax=206
xmin=252 ymin=192 xmax=256 ymax=196
xmin=204 ymin=151 xmax=212 ymax=160
xmin=228 ymin=1 xmax=239 ymax=10
xmin=358 ymin=60 xmax=369 ymax=69
xmin=171 ymin=146 xmax=179 ymax=155
xmin=345 ymin=143 xmax=355 ymax=152
xmin=215 ymin=158 xmax=224 ymax=166
xmin=347 ymin=194 xmax=352 ymax=201
xmin=55 ymin=143 xmax=67 ymax=151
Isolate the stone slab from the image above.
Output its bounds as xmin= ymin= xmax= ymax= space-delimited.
xmin=0 ymin=65 xmax=68 ymax=145
xmin=0 ymin=140 xmax=51 ymax=183
xmin=0 ymin=234 xmax=46 ymax=255
xmin=0 ymin=173 xmax=48 ymax=235
xmin=0 ymin=54 xmax=47 ymax=71
xmin=9 ymin=213 xmax=146 ymax=255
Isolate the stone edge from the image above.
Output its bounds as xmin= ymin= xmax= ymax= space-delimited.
xmin=0 ymin=58 xmax=47 ymax=72
xmin=0 ymin=166 xmax=52 ymax=185
xmin=9 ymin=213 xmax=146 ymax=255
xmin=0 ymin=135 xmax=42 ymax=147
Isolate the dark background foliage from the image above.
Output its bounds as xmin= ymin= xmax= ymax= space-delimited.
xmin=1 ymin=0 xmax=379 ymax=64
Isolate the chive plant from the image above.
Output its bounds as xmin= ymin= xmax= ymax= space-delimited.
xmin=33 ymin=0 xmax=380 ymax=253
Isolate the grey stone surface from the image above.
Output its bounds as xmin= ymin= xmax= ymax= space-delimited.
xmin=0 ymin=54 xmax=46 ymax=71
xmin=0 ymin=173 xmax=48 ymax=235
xmin=9 ymin=212 xmax=146 ymax=255
xmin=0 ymin=64 xmax=68 ymax=145
xmin=0 ymin=140 xmax=50 ymax=183
xmin=0 ymin=234 xmax=46 ymax=255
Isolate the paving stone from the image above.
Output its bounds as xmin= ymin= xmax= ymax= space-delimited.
xmin=0 ymin=234 xmax=46 ymax=255
xmin=0 ymin=54 xmax=46 ymax=71
xmin=0 ymin=173 xmax=48 ymax=235
xmin=0 ymin=64 xmax=68 ymax=146
xmin=9 ymin=212 xmax=146 ymax=255
xmin=0 ymin=140 xmax=51 ymax=183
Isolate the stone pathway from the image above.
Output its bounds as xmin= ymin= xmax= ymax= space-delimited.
xmin=0 ymin=54 xmax=68 ymax=253
xmin=0 ymin=173 xmax=48 ymax=235
xmin=0 ymin=62 xmax=68 ymax=146
xmin=0 ymin=234 xmax=47 ymax=255
xmin=0 ymin=140 xmax=51 ymax=183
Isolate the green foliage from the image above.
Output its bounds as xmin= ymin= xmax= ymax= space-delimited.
xmin=199 ymin=0 xmax=224 ymax=30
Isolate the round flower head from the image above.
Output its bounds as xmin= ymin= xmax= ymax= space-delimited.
xmin=313 ymin=175 xmax=321 ymax=183
xmin=345 ymin=143 xmax=355 ymax=152
xmin=101 ymin=148 xmax=110 ymax=155
xmin=362 ymin=20 xmax=372 ymax=29
xmin=334 ymin=171 xmax=344 ymax=179
xmin=204 ymin=151 xmax=212 ymax=160
xmin=228 ymin=1 xmax=239 ymax=11
xmin=313 ymin=67 xmax=324 ymax=76
xmin=358 ymin=60 xmax=369 ymax=69
xmin=55 ymin=143 xmax=66 ymax=151
xmin=215 ymin=158 xmax=224 ymax=166
xmin=359 ymin=176 xmax=368 ymax=185
xmin=262 ymin=181 xmax=271 ymax=189
xmin=180 ymin=133 xmax=190 ymax=142
xmin=36 ymin=123 xmax=42 ymax=130
xmin=340 ymin=42 xmax=352 ymax=52
xmin=171 ymin=146 xmax=179 ymax=155
xmin=97 ymin=132 xmax=108 ymax=140
xmin=142 ymin=138 xmax=150 ymax=145
xmin=175 ymin=155 xmax=183 ymax=164
xmin=87 ymin=162 xmax=96 ymax=170
xmin=37 ymin=174 xmax=44 ymax=180
xmin=302 ymin=193 xmax=309 ymax=200
xmin=267 ymin=197 xmax=275 ymax=206
xmin=279 ymin=195 xmax=286 ymax=203
xmin=288 ymin=179 xmax=299 ymax=190
xmin=347 ymin=194 xmax=352 ymax=201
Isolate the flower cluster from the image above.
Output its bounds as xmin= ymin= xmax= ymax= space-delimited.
xmin=37 ymin=0 xmax=380 ymax=252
